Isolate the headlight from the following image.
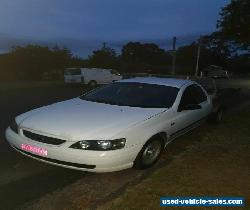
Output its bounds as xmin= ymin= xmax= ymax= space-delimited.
xmin=70 ymin=138 xmax=126 ymax=151
xmin=10 ymin=119 xmax=18 ymax=134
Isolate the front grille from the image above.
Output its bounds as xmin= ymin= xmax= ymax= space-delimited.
xmin=23 ymin=130 xmax=66 ymax=145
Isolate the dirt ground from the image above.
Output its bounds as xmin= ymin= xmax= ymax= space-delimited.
xmin=97 ymin=105 xmax=250 ymax=210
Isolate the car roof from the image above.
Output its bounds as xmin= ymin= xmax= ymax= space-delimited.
xmin=118 ymin=77 xmax=193 ymax=88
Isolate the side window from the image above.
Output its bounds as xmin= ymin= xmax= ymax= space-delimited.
xmin=178 ymin=84 xmax=207 ymax=111
xmin=192 ymin=85 xmax=207 ymax=104
xmin=178 ymin=86 xmax=196 ymax=111
xmin=67 ymin=69 xmax=81 ymax=75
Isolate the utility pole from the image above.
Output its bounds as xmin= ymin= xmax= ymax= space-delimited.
xmin=195 ymin=37 xmax=202 ymax=76
xmin=171 ymin=36 xmax=177 ymax=75
xmin=102 ymin=42 xmax=106 ymax=49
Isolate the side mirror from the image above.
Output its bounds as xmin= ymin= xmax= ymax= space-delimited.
xmin=179 ymin=104 xmax=202 ymax=111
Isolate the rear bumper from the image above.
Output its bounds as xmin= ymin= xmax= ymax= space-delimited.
xmin=5 ymin=127 xmax=138 ymax=172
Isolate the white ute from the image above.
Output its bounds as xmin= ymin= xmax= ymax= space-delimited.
xmin=5 ymin=77 xmax=213 ymax=172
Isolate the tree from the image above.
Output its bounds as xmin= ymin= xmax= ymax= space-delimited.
xmin=176 ymin=42 xmax=227 ymax=75
xmin=87 ymin=45 xmax=118 ymax=69
xmin=0 ymin=45 xmax=78 ymax=81
xmin=227 ymin=53 xmax=250 ymax=74
xmin=121 ymin=42 xmax=172 ymax=73
xmin=217 ymin=0 xmax=250 ymax=50
xmin=202 ymin=32 xmax=232 ymax=57
xmin=51 ymin=46 xmax=73 ymax=70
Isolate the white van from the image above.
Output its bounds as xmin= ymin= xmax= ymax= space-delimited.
xmin=64 ymin=68 xmax=122 ymax=86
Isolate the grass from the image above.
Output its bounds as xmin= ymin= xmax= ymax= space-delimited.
xmin=216 ymin=78 xmax=250 ymax=89
xmin=97 ymin=106 xmax=250 ymax=210
xmin=230 ymin=78 xmax=250 ymax=89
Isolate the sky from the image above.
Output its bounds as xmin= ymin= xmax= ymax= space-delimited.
xmin=0 ymin=0 xmax=230 ymax=57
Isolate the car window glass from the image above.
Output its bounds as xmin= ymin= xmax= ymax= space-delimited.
xmin=179 ymin=86 xmax=196 ymax=109
xmin=179 ymin=84 xmax=207 ymax=110
xmin=65 ymin=69 xmax=81 ymax=75
xmin=193 ymin=85 xmax=207 ymax=104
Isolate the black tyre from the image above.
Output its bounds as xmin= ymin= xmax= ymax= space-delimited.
xmin=88 ymin=80 xmax=97 ymax=88
xmin=134 ymin=137 xmax=164 ymax=169
xmin=215 ymin=108 xmax=223 ymax=123
xmin=209 ymin=107 xmax=224 ymax=124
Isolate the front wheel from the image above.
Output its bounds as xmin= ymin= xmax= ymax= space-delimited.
xmin=134 ymin=138 xmax=163 ymax=169
xmin=215 ymin=108 xmax=223 ymax=123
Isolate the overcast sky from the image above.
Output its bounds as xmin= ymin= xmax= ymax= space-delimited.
xmin=0 ymin=0 xmax=230 ymax=56
xmin=0 ymin=0 xmax=229 ymax=40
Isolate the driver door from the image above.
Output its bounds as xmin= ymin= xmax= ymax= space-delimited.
xmin=169 ymin=85 xmax=206 ymax=139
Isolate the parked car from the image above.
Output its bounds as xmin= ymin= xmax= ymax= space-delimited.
xmin=6 ymin=77 xmax=213 ymax=172
xmin=201 ymin=65 xmax=230 ymax=79
xmin=64 ymin=68 xmax=122 ymax=86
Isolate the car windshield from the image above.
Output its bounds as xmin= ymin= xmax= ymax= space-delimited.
xmin=80 ymin=82 xmax=179 ymax=108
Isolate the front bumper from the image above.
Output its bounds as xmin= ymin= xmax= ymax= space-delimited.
xmin=5 ymin=127 xmax=139 ymax=172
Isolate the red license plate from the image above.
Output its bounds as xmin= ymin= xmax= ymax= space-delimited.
xmin=21 ymin=144 xmax=48 ymax=156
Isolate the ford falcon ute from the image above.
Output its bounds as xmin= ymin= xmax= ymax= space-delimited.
xmin=5 ymin=77 xmax=213 ymax=172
